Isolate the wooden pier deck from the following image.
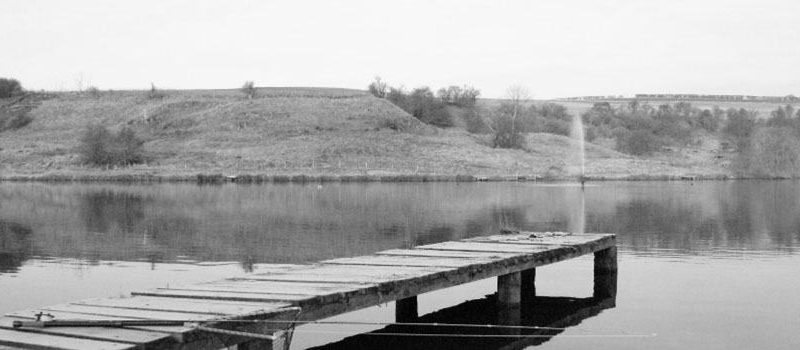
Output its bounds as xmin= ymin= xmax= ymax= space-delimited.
xmin=0 ymin=232 xmax=616 ymax=350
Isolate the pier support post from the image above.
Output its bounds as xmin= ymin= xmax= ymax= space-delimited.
xmin=497 ymin=272 xmax=522 ymax=307
xmin=395 ymin=296 xmax=418 ymax=323
xmin=237 ymin=339 xmax=273 ymax=350
xmin=594 ymin=246 xmax=618 ymax=299
xmin=521 ymin=268 xmax=536 ymax=304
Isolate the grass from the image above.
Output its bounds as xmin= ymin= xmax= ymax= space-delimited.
xmin=0 ymin=87 xmax=733 ymax=182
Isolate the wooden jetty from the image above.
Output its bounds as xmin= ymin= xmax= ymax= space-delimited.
xmin=0 ymin=232 xmax=616 ymax=350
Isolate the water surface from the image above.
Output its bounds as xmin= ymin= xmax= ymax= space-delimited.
xmin=1 ymin=181 xmax=798 ymax=349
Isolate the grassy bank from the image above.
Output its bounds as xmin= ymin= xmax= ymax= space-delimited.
xmin=0 ymin=87 xmax=733 ymax=182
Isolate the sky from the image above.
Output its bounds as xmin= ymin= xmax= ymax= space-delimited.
xmin=2 ymin=0 xmax=799 ymax=99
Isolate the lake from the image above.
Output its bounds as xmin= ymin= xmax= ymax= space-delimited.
xmin=1 ymin=181 xmax=798 ymax=349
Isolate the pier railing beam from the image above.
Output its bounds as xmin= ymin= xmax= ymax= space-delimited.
xmin=593 ymin=246 xmax=618 ymax=299
xmin=395 ymin=296 xmax=418 ymax=323
xmin=497 ymin=272 xmax=522 ymax=307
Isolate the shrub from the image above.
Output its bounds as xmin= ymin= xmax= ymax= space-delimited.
xmin=463 ymin=107 xmax=490 ymax=134
xmin=148 ymin=83 xmax=166 ymax=100
xmin=617 ymin=129 xmax=661 ymax=155
xmin=492 ymin=114 xmax=526 ymax=149
xmin=387 ymin=86 xmax=453 ymax=127
xmin=723 ymin=108 xmax=757 ymax=150
xmin=79 ymin=125 xmax=145 ymax=167
xmin=737 ymin=127 xmax=800 ymax=177
xmin=697 ymin=109 xmax=720 ymax=132
xmin=0 ymin=78 xmax=23 ymax=98
xmin=241 ymin=81 xmax=256 ymax=99
xmin=86 ymin=86 xmax=101 ymax=98
xmin=367 ymin=76 xmax=388 ymax=98
xmin=541 ymin=118 xmax=570 ymax=136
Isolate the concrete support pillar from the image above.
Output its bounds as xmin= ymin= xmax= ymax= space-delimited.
xmin=395 ymin=296 xmax=418 ymax=323
xmin=235 ymin=329 xmax=285 ymax=350
xmin=594 ymin=246 xmax=618 ymax=299
xmin=521 ymin=268 xmax=536 ymax=304
xmin=237 ymin=339 xmax=273 ymax=350
xmin=497 ymin=271 xmax=522 ymax=307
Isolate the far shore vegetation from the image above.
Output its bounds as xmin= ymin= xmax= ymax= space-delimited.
xmin=2 ymin=75 xmax=800 ymax=180
xmin=368 ymin=76 xmax=800 ymax=178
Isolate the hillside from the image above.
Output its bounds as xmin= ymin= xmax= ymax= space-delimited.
xmin=0 ymin=88 xmax=730 ymax=181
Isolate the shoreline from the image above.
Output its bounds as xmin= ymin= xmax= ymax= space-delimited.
xmin=0 ymin=172 xmax=749 ymax=184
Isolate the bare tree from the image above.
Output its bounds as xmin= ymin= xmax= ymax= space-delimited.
xmin=241 ymin=81 xmax=256 ymax=99
xmin=367 ymin=76 xmax=388 ymax=98
xmin=506 ymin=85 xmax=530 ymax=132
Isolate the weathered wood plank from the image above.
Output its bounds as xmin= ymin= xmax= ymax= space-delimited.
xmin=242 ymin=264 xmax=446 ymax=283
xmin=321 ymin=255 xmax=493 ymax=268
xmin=73 ymin=296 xmax=289 ymax=317
xmin=376 ymin=249 xmax=518 ymax=259
xmin=415 ymin=241 xmax=552 ymax=253
xmin=235 ymin=273 xmax=393 ymax=284
xmin=168 ymin=280 xmax=370 ymax=295
xmin=253 ymin=263 xmax=442 ymax=276
xmin=4 ymin=311 xmax=191 ymax=335
xmin=0 ymin=317 xmax=174 ymax=348
xmin=19 ymin=304 xmax=214 ymax=322
xmin=0 ymin=328 xmax=133 ymax=350
xmin=469 ymin=233 xmax=615 ymax=246
xmin=132 ymin=289 xmax=313 ymax=303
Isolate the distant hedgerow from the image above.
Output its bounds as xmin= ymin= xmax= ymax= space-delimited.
xmin=79 ymin=125 xmax=145 ymax=167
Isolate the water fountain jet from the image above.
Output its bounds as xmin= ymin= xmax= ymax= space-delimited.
xmin=568 ymin=113 xmax=586 ymax=234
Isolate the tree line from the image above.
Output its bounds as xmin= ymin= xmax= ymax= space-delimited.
xmin=368 ymin=77 xmax=480 ymax=127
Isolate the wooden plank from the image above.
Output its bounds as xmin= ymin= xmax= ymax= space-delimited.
xmin=73 ymin=296 xmax=290 ymax=316
xmin=376 ymin=249 xmax=518 ymax=259
xmin=132 ymin=289 xmax=313 ymax=303
xmin=0 ymin=328 xmax=133 ymax=350
xmin=167 ymin=280 xmax=369 ymax=295
xmin=246 ymin=264 xmax=449 ymax=284
xmin=235 ymin=272 xmax=428 ymax=284
xmin=415 ymin=241 xmax=552 ymax=253
xmin=321 ymin=255 xmax=494 ymax=268
xmin=0 ymin=317 xmax=174 ymax=348
xmin=4 ymin=311 xmax=191 ymax=335
xmin=251 ymin=263 xmax=447 ymax=276
xmin=469 ymin=233 xmax=614 ymax=245
xmin=209 ymin=280 xmax=370 ymax=292
xmin=18 ymin=304 xmax=215 ymax=322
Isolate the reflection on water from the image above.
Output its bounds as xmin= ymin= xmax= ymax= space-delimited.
xmin=0 ymin=221 xmax=32 ymax=273
xmin=310 ymin=293 xmax=615 ymax=350
xmin=312 ymin=267 xmax=617 ymax=350
xmin=0 ymin=181 xmax=798 ymax=272
xmin=0 ymin=181 xmax=799 ymax=350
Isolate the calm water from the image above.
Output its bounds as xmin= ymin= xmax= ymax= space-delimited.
xmin=1 ymin=181 xmax=799 ymax=349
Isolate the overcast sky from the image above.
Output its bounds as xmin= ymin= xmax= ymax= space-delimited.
xmin=2 ymin=0 xmax=798 ymax=98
